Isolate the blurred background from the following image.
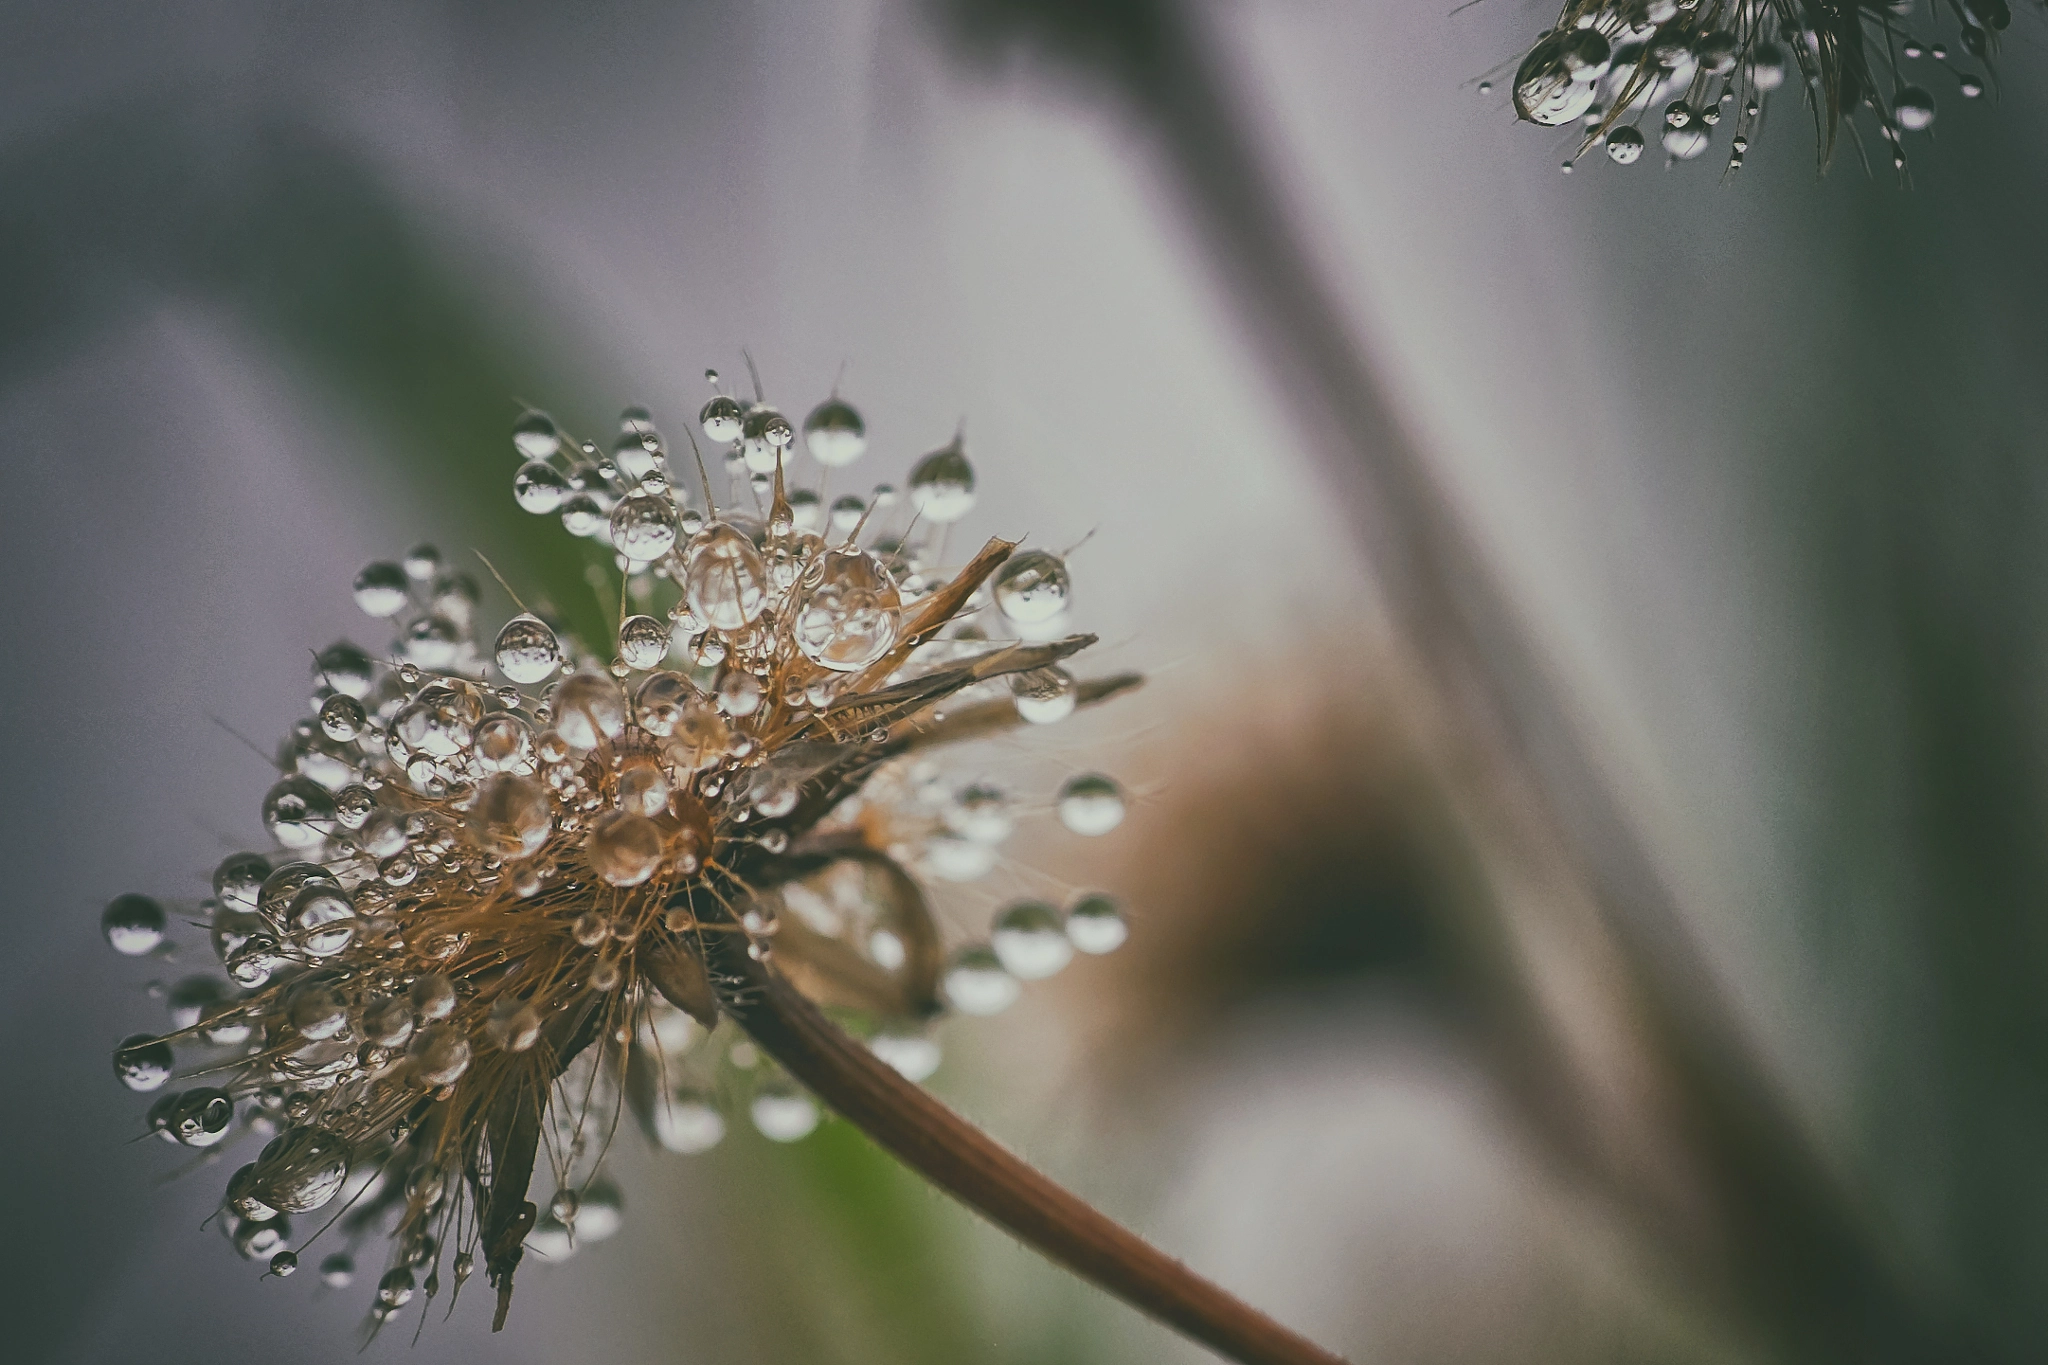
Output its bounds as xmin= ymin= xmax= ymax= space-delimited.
xmin=6 ymin=1 xmax=2048 ymax=1362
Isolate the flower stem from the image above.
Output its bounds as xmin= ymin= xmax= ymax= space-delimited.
xmin=708 ymin=933 xmax=1347 ymax=1365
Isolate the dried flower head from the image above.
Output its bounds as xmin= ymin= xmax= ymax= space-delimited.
xmin=102 ymin=369 xmax=1140 ymax=1335
xmin=1506 ymin=0 xmax=2016 ymax=175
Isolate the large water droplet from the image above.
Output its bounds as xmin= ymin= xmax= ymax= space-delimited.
xmin=1606 ymin=125 xmax=1646 ymax=164
xmin=1065 ymin=892 xmax=1127 ymax=954
xmin=684 ymin=524 xmax=770 ymax=631
xmin=803 ymin=398 xmax=867 ymax=467
xmin=618 ymin=614 xmax=670 ymax=670
xmin=494 ymin=615 xmax=562 ymax=686
xmin=907 ymin=440 xmax=976 ymax=523
xmin=1056 ymin=773 xmax=1126 ymax=835
xmin=610 ymin=493 xmax=679 ymax=563
xmin=353 ymin=562 xmax=410 ymax=618
xmin=408 ymin=1024 xmax=471 ymax=1086
xmin=740 ymin=406 xmax=794 ymax=474
xmin=750 ymin=1083 xmax=820 ymax=1142
xmin=1011 ymin=667 xmax=1076 ymax=724
xmin=552 ymin=673 xmax=627 ymax=750
xmin=103 ymin=894 xmax=167 ymax=955
xmin=485 ymin=997 xmax=542 ymax=1052
xmin=991 ymin=900 xmax=1072 ymax=979
xmin=114 ymin=1034 xmax=174 ymax=1091
xmin=1894 ymin=86 xmax=1935 ymax=130
xmin=700 ymin=394 xmax=743 ymax=444
xmin=263 ymin=777 xmax=336 ymax=849
xmin=167 ymin=1087 xmax=235 ymax=1147
xmin=512 ymin=410 xmax=561 ymax=460
xmin=515 ymin=461 xmax=571 ymax=513
xmin=942 ymin=947 xmax=1019 ymax=1015
xmin=586 ymin=811 xmax=663 ymax=886
xmin=252 ymin=1125 xmax=350 ymax=1213
xmin=1514 ymin=35 xmax=1599 ymax=125
xmin=647 ymin=1087 xmax=725 ymax=1153
xmin=993 ymin=549 xmax=1070 ymax=624
xmin=290 ymin=883 xmax=357 ymax=957
xmin=795 ymin=550 xmax=900 ymax=672
xmin=469 ymin=773 xmax=552 ymax=860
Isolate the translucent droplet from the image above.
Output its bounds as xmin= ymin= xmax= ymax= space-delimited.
xmin=616 ymin=754 xmax=670 ymax=817
xmin=290 ymin=884 xmax=357 ymax=957
xmin=492 ymin=614 xmax=560 ymax=687
xmin=400 ymin=614 xmax=461 ymax=670
xmin=992 ymin=900 xmax=1072 ymax=980
xmin=378 ymin=1266 xmax=416 ymax=1307
xmin=795 ymin=550 xmax=901 ymax=672
xmin=829 ymin=495 xmax=866 ymax=534
xmin=946 ymin=783 xmax=1014 ymax=844
xmin=942 ymin=947 xmax=1020 ymax=1016
xmin=313 ymin=693 xmax=363 ymax=743
xmin=263 ymin=776 xmax=336 ymax=849
xmin=700 ymin=394 xmax=744 ymax=444
xmin=270 ymin=1251 xmax=298 ymax=1277
xmin=750 ymin=1083 xmax=821 ymax=1142
xmin=633 ymin=671 xmax=700 ymax=737
xmin=1012 ymin=667 xmax=1077 ymax=724
xmin=319 ymin=1253 xmax=355 ymax=1288
xmin=1561 ymin=28 xmax=1611 ymax=81
xmin=1749 ymin=42 xmax=1787 ymax=91
xmin=168 ymin=1087 xmax=235 ymax=1147
xmin=715 ymin=670 xmax=763 ymax=717
xmin=513 ymin=410 xmax=561 ymax=460
xmin=610 ymin=493 xmax=679 ymax=563
xmin=102 ymin=894 xmax=167 ymax=956
xmin=353 ymin=562 xmax=410 ymax=618
xmin=1514 ymin=35 xmax=1598 ymax=125
xmin=403 ymin=544 xmax=443 ymax=581
xmin=473 ymin=712 xmax=534 ymax=771
xmin=313 ymin=641 xmax=376 ymax=698
xmin=1065 ymin=893 xmax=1127 ymax=954
xmin=552 ymin=672 xmax=628 ymax=750
xmin=485 ymin=997 xmax=542 ymax=1052
xmin=252 ymin=1125 xmax=349 ymax=1213
xmin=993 ymin=549 xmax=1070 ymax=624
xmin=907 ymin=440 xmax=976 ymax=523
xmin=362 ymin=995 xmax=414 ymax=1048
xmin=869 ymin=1030 xmax=941 ymax=1081
xmin=803 ymin=398 xmax=867 ymax=467
xmin=233 ymin=1214 xmax=291 ymax=1261
xmin=408 ymin=1024 xmax=472 ymax=1086
xmin=214 ymin=853 xmax=269 ymax=915
xmin=1606 ymin=125 xmax=1646 ymax=164
xmin=573 ymin=1180 xmax=624 ymax=1241
xmin=1894 ymin=87 xmax=1935 ymax=130
xmin=739 ymin=406 xmax=794 ymax=474
xmin=618 ymin=614 xmax=670 ymax=670
xmin=1057 ymin=773 xmax=1126 ymax=835
xmin=684 ymin=524 xmax=770 ymax=630
xmin=613 ymin=429 xmax=664 ymax=482
xmin=648 ymin=1087 xmax=725 ymax=1153
xmin=1696 ymin=30 xmax=1738 ymax=75
xmin=469 ymin=773 xmax=552 ymax=859
xmin=586 ymin=810 xmax=663 ymax=886
xmin=409 ymin=972 xmax=456 ymax=1021
xmin=114 ymin=1034 xmax=174 ymax=1091
xmin=515 ymin=460 xmax=571 ymax=513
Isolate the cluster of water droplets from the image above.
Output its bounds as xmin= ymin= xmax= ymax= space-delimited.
xmin=101 ymin=367 xmax=1135 ymax=1331
xmin=1501 ymin=0 xmax=1997 ymax=177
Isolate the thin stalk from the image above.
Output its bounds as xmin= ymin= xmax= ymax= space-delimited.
xmin=704 ymin=926 xmax=1347 ymax=1365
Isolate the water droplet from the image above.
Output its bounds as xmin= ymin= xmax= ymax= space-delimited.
xmin=317 ymin=693 xmax=365 ymax=742
xmin=473 ymin=712 xmax=534 ymax=771
xmin=252 ymin=1125 xmax=349 ymax=1212
xmin=1065 ymin=892 xmax=1127 ymax=954
xmin=633 ymin=671 xmax=700 ymax=737
xmin=715 ymin=670 xmax=764 ymax=717
xmin=992 ymin=901 xmax=1072 ymax=979
xmin=1959 ymin=75 xmax=1983 ymax=98
xmin=167 ymin=1087 xmax=235 ymax=1147
xmin=362 ymin=995 xmax=414 ymax=1048
xmin=263 ymin=776 xmax=336 ymax=849
xmin=586 ymin=810 xmax=663 ymax=886
xmin=513 ymin=410 xmax=561 ymax=460
xmin=290 ymin=883 xmax=357 ymax=957
xmin=353 ymin=562 xmax=410 ymax=618
xmin=946 ymin=783 xmax=1014 ymax=843
xmin=609 ymin=493 xmax=679 ymax=562
xmin=313 ymin=641 xmax=376 ymax=698
xmin=320 ymin=1254 xmax=355 ymax=1288
xmin=400 ymin=614 xmax=462 ymax=670
xmin=515 ymin=460 xmax=571 ymax=513
xmin=869 ymin=1030 xmax=941 ymax=1081
xmin=409 ymin=972 xmax=456 ymax=1021
xmin=1514 ymin=35 xmax=1599 ymax=125
xmin=684 ymin=524 xmax=771 ymax=631
xmin=1057 ymin=773 xmax=1126 ymax=835
xmin=795 ymin=550 xmax=901 ymax=672
xmin=1894 ymin=87 xmax=1934 ymax=130
xmin=803 ymin=398 xmax=867 ymax=467
xmin=407 ymin=1024 xmax=471 ymax=1086
xmin=103 ymin=894 xmax=167 ymax=955
xmin=1696 ymin=30 xmax=1738 ymax=75
xmin=750 ymin=1083 xmax=820 ymax=1142
xmin=648 ymin=1087 xmax=725 ymax=1153
xmin=943 ymin=947 xmax=1019 ymax=1015
xmin=378 ymin=1266 xmax=416 ymax=1307
xmin=993 ymin=549 xmax=1071 ymax=624
xmin=740 ymin=406 xmax=795 ymax=474
xmin=1606 ymin=125 xmax=1646 ymax=164
xmin=469 ymin=773 xmax=552 ymax=859
xmin=486 ymin=997 xmax=542 ymax=1052
xmin=270 ymin=1251 xmax=298 ymax=1277
xmin=551 ymin=672 xmax=628 ymax=750
xmin=618 ymin=614 xmax=670 ymax=670
xmin=1749 ymin=43 xmax=1787 ymax=91
xmin=493 ymin=614 xmax=561 ymax=686
xmin=907 ymin=440 xmax=976 ymax=523
xmin=114 ymin=1033 xmax=174 ymax=1091
xmin=700 ymin=394 xmax=744 ymax=444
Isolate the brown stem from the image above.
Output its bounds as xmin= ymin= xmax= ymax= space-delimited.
xmin=706 ymin=931 xmax=1348 ymax=1365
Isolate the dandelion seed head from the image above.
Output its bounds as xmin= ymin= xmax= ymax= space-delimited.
xmin=102 ymin=372 xmax=1140 ymax=1332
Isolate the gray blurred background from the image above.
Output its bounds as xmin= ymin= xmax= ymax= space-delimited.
xmin=6 ymin=1 xmax=2048 ymax=1362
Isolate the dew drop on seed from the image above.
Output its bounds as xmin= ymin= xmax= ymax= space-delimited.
xmin=1057 ymin=773 xmax=1126 ymax=836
